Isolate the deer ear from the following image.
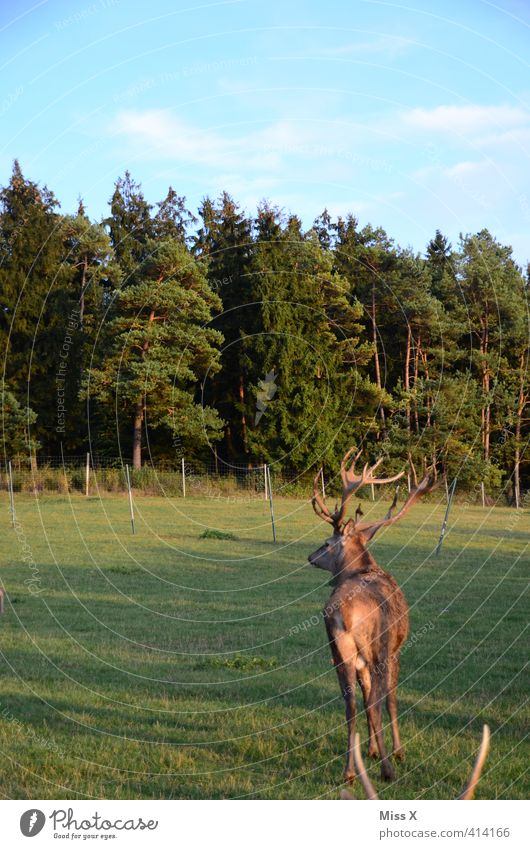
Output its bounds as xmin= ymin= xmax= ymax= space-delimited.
xmin=342 ymin=518 xmax=355 ymax=536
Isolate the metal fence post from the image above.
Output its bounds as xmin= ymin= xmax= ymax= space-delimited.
xmin=7 ymin=461 xmax=15 ymax=528
xmin=436 ymin=477 xmax=457 ymax=555
xmin=85 ymin=452 xmax=90 ymax=497
xmin=266 ymin=465 xmax=276 ymax=543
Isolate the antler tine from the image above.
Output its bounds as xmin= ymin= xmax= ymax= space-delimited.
xmin=340 ymin=447 xmax=363 ymax=487
xmin=368 ymin=456 xmax=384 ymax=476
xmin=341 ymin=445 xmax=362 ymax=469
xmin=458 ymin=725 xmax=490 ymax=800
xmin=312 ymin=469 xmax=335 ymax=526
xmin=362 ymin=455 xmax=404 ymax=487
xmin=353 ymin=733 xmax=379 ymax=800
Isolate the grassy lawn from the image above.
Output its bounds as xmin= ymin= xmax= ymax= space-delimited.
xmin=0 ymin=491 xmax=528 ymax=799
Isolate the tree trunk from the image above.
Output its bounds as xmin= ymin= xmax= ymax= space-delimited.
xmin=414 ymin=335 xmax=421 ymax=434
xmin=404 ymin=324 xmax=411 ymax=432
xmin=79 ymin=254 xmax=88 ymax=328
xmin=372 ymin=282 xmax=385 ymax=428
xmin=132 ymin=309 xmax=156 ymax=469
xmin=421 ymin=346 xmax=431 ymax=427
xmin=481 ymin=322 xmax=490 ymax=461
xmin=239 ymin=374 xmax=248 ymax=458
xmin=513 ymin=350 xmax=527 ymax=508
xmin=133 ymin=397 xmax=143 ymax=469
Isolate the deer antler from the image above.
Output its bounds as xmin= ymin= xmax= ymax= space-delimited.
xmin=353 ymin=732 xmax=379 ymax=799
xmin=342 ymin=726 xmax=490 ymax=800
xmin=356 ymin=457 xmax=437 ymax=541
xmin=458 ymin=724 xmax=490 ymax=800
xmin=312 ymin=448 xmax=404 ymax=530
xmin=312 ymin=469 xmax=335 ymax=526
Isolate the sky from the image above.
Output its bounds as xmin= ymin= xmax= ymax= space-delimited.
xmin=1 ymin=0 xmax=529 ymax=265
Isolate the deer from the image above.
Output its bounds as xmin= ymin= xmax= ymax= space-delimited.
xmin=308 ymin=448 xmax=436 ymax=785
xmin=341 ymin=724 xmax=490 ymax=799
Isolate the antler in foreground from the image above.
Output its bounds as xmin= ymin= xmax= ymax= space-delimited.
xmin=341 ymin=725 xmax=490 ymax=800
xmin=458 ymin=724 xmax=491 ymax=799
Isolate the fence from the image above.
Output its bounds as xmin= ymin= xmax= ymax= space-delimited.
xmin=0 ymin=455 xmax=523 ymax=506
xmin=0 ymin=455 xmax=317 ymax=500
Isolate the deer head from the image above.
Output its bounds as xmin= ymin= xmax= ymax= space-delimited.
xmin=308 ymin=449 xmax=436 ymax=578
xmin=340 ymin=725 xmax=490 ymax=800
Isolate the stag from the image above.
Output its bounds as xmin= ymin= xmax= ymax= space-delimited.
xmin=341 ymin=725 xmax=490 ymax=799
xmin=308 ymin=448 xmax=435 ymax=784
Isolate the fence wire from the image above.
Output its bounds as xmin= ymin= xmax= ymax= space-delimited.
xmin=1 ymin=455 xmax=321 ymax=499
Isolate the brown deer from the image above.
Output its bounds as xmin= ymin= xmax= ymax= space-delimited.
xmin=341 ymin=724 xmax=490 ymax=799
xmin=308 ymin=448 xmax=435 ymax=784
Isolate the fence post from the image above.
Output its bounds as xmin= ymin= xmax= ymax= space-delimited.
xmin=266 ymin=465 xmax=277 ymax=543
xmin=371 ymin=483 xmax=375 ymax=501
xmin=85 ymin=453 xmax=90 ymax=497
xmin=436 ymin=476 xmax=457 ymax=556
xmin=481 ymin=481 xmax=485 ymax=508
xmin=407 ymin=473 xmax=411 ymax=493
xmin=125 ymin=464 xmax=135 ymax=534
xmin=7 ymin=461 xmax=16 ymax=528
xmin=181 ymin=457 xmax=186 ymax=498
xmin=264 ymin=463 xmax=268 ymax=500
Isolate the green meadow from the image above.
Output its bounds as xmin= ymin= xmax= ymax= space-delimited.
xmin=0 ymin=493 xmax=527 ymax=799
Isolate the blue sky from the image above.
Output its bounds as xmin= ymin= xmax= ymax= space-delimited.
xmin=1 ymin=0 xmax=529 ymax=264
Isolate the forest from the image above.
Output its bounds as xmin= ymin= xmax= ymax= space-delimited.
xmin=1 ymin=161 xmax=528 ymax=503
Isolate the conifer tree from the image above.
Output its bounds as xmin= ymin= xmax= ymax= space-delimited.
xmin=85 ymin=239 xmax=224 ymax=467
xmin=194 ymin=193 xmax=253 ymax=464
xmin=0 ymin=161 xmax=71 ymax=453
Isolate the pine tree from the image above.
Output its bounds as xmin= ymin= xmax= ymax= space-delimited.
xmin=153 ymin=187 xmax=196 ymax=243
xmin=242 ymin=207 xmax=378 ymax=470
xmin=84 ymin=238 xmax=224 ymax=468
xmin=194 ymin=192 xmax=253 ymax=464
xmin=454 ymin=231 xmax=523 ymax=467
xmin=334 ymin=218 xmax=399 ymax=435
xmin=1 ymin=389 xmax=39 ymax=462
xmin=0 ymin=161 xmax=72 ymax=454
xmin=105 ymin=172 xmax=153 ymax=283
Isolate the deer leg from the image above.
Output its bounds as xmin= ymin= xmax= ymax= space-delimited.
xmin=326 ymin=621 xmax=358 ymax=784
xmin=387 ymin=655 xmax=404 ymax=761
xmin=366 ymin=671 xmax=394 ymax=781
xmin=357 ymin=666 xmax=378 ymax=759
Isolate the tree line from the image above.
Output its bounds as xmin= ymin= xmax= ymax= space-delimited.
xmin=1 ymin=161 xmax=528 ymax=503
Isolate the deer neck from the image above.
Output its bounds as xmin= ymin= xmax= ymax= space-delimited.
xmin=335 ymin=537 xmax=377 ymax=581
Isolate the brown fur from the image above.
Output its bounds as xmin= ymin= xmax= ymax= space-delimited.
xmin=312 ymin=530 xmax=408 ymax=782
xmin=309 ymin=451 xmax=436 ymax=784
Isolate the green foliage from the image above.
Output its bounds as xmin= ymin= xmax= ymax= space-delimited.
xmin=1 ymin=163 xmax=529 ymax=493
xmin=84 ymin=237 xmax=224 ymax=466
xmin=0 ymin=390 xmax=39 ymax=460
xmin=199 ymin=528 xmax=238 ymax=540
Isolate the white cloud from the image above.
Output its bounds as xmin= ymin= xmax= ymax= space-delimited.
xmin=402 ymin=104 xmax=529 ymax=136
xmin=109 ymin=110 xmax=345 ymax=173
xmin=315 ymin=34 xmax=414 ymax=59
xmin=444 ymin=160 xmax=489 ymax=178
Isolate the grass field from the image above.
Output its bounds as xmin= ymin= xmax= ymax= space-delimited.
xmin=0 ymin=491 xmax=528 ymax=799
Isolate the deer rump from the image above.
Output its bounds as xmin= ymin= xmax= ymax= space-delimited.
xmin=324 ymin=569 xmax=409 ymax=781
